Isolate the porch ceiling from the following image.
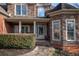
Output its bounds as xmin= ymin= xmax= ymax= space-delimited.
xmin=5 ymin=16 xmax=50 ymax=23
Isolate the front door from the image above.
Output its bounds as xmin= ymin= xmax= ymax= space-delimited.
xmin=37 ymin=24 xmax=47 ymax=39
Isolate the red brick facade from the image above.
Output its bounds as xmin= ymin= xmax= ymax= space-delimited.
xmin=0 ymin=14 xmax=13 ymax=33
xmin=0 ymin=14 xmax=4 ymax=33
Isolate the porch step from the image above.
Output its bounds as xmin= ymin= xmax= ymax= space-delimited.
xmin=36 ymin=40 xmax=51 ymax=46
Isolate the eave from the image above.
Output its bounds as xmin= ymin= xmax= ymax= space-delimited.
xmin=46 ymin=9 xmax=79 ymax=17
xmin=0 ymin=6 xmax=9 ymax=17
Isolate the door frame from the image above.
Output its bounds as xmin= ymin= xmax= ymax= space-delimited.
xmin=36 ymin=24 xmax=47 ymax=39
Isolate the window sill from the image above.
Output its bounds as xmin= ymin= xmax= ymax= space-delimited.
xmin=14 ymin=14 xmax=28 ymax=16
xmin=37 ymin=16 xmax=46 ymax=18
xmin=66 ymin=40 xmax=76 ymax=41
xmin=52 ymin=39 xmax=61 ymax=41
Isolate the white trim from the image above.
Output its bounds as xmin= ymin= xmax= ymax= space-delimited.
xmin=14 ymin=3 xmax=15 ymax=16
xmin=66 ymin=19 xmax=76 ymax=41
xmin=19 ymin=21 xmax=21 ymax=33
xmin=21 ymin=3 xmax=22 ymax=16
xmin=52 ymin=20 xmax=61 ymax=41
xmin=34 ymin=21 xmax=36 ymax=34
xmin=14 ymin=3 xmax=28 ymax=16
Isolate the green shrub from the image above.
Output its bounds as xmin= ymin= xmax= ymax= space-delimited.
xmin=0 ymin=34 xmax=36 ymax=49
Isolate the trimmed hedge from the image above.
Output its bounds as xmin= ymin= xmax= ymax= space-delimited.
xmin=0 ymin=33 xmax=36 ymax=49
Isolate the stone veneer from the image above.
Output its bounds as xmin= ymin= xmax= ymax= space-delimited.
xmin=7 ymin=3 xmax=50 ymax=17
xmin=49 ymin=14 xmax=79 ymax=54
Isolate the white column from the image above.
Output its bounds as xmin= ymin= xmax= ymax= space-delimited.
xmin=34 ymin=21 xmax=36 ymax=34
xmin=19 ymin=21 xmax=21 ymax=33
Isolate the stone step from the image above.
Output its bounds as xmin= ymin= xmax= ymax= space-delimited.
xmin=36 ymin=40 xmax=51 ymax=46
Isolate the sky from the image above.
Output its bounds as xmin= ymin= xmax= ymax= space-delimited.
xmin=51 ymin=3 xmax=79 ymax=8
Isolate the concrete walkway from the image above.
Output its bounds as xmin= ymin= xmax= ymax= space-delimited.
xmin=21 ymin=46 xmax=55 ymax=56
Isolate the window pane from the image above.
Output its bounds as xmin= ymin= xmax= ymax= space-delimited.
xmin=22 ymin=4 xmax=27 ymax=15
xmin=53 ymin=21 xmax=60 ymax=29
xmin=39 ymin=26 xmax=43 ymax=35
xmin=21 ymin=27 xmax=25 ymax=33
xmin=67 ymin=20 xmax=75 ymax=40
xmin=38 ymin=7 xmax=45 ymax=17
xmin=67 ymin=31 xmax=74 ymax=40
xmin=21 ymin=26 xmax=29 ymax=33
xmin=25 ymin=27 xmax=28 ymax=33
xmin=16 ymin=5 xmax=21 ymax=15
xmin=67 ymin=21 xmax=74 ymax=31
xmin=54 ymin=32 xmax=60 ymax=39
xmin=53 ymin=20 xmax=60 ymax=40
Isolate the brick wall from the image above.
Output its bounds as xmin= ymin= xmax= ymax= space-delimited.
xmin=7 ymin=4 xmax=15 ymax=16
xmin=0 ymin=14 xmax=4 ymax=33
xmin=63 ymin=44 xmax=79 ymax=54
xmin=4 ymin=22 xmax=13 ymax=33
xmin=0 ymin=13 xmax=13 ymax=33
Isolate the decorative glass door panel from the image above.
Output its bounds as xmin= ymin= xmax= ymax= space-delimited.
xmin=37 ymin=24 xmax=47 ymax=39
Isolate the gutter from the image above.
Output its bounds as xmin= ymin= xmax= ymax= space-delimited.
xmin=47 ymin=9 xmax=79 ymax=17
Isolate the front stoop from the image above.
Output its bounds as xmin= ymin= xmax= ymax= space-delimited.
xmin=21 ymin=46 xmax=55 ymax=56
xmin=36 ymin=40 xmax=51 ymax=46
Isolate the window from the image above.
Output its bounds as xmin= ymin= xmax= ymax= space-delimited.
xmin=66 ymin=19 xmax=76 ymax=41
xmin=14 ymin=25 xmax=19 ymax=33
xmin=16 ymin=5 xmax=21 ymax=15
xmin=38 ymin=7 xmax=45 ymax=17
xmin=14 ymin=25 xmax=30 ymax=33
xmin=15 ymin=4 xmax=28 ymax=16
xmin=52 ymin=20 xmax=61 ymax=40
xmin=21 ymin=25 xmax=30 ymax=33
